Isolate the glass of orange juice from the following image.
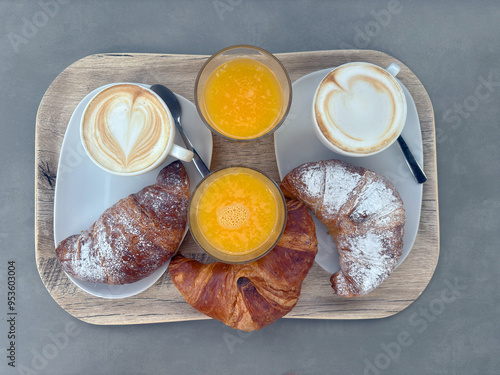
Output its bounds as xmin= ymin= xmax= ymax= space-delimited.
xmin=195 ymin=45 xmax=292 ymax=141
xmin=189 ymin=166 xmax=287 ymax=263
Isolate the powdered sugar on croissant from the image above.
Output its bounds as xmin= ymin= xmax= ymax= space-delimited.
xmin=280 ymin=159 xmax=405 ymax=297
xmin=55 ymin=161 xmax=190 ymax=285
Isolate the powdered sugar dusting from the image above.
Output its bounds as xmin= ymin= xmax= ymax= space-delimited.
xmin=334 ymin=227 xmax=401 ymax=295
xmin=56 ymin=161 xmax=190 ymax=285
xmin=349 ymin=171 xmax=404 ymax=229
xmin=60 ymin=231 xmax=108 ymax=283
xmin=296 ymin=163 xmax=324 ymax=199
xmin=321 ymin=160 xmax=363 ymax=220
xmin=281 ymin=159 xmax=405 ymax=296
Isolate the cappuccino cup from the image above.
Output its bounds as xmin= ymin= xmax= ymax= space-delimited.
xmin=312 ymin=62 xmax=407 ymax=156
xmin=80 ymin=83 xmax=193 ymax=176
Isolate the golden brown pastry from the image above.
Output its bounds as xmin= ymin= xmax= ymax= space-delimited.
xmin=169 ymin=200 xmax=318 ymax=331
xmin=280 ymin=159 xmax=405 ymax=297
xmin=55 ymin=161 xmax=190 ymax=285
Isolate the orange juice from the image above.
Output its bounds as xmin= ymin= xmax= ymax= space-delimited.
xmin=190 ymin=167 xmax=286 ymax=262
xmin=202 ymin=58 xmax=284 ymax=140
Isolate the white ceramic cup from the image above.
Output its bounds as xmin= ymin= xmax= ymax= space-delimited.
xmin=312 ymin=62 xmax=407 ymax=157
xmin=80 ymin=83 xmax=193 ymax=176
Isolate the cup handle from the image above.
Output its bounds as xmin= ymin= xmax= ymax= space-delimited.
xmin=169 ymin=144 xmax=194 ymax=162
xmin=386 ymin=62 xmax=401 ymax=78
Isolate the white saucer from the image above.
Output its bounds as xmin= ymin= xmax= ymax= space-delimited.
xmin=53 ymin=84 xmax=212 ymax=299
xmin=274 ymin=68 xmax=423 ymax=275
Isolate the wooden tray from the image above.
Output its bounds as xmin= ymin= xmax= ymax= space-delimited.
xmin=35 ymin=50 xmax=439 ymax=325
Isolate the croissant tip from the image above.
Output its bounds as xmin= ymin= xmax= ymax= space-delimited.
xmin=156 ymin=160 xmax=189 ymax=188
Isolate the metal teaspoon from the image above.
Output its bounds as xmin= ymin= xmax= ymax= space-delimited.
xmin=397 ymin=135 xmax=427 ymax=184
xmin=150 ymin=84 xmax=211 ymax=178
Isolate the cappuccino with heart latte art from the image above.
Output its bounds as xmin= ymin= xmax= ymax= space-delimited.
xmin=81 ymin=84 xmax=177 ymax=175
xmin=82 ymin=84 xmax=171 ymax=173
xmin=313 ymin=62 xmax=407 ymax=156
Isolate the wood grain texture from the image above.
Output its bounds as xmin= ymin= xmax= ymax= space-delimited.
xmin=35 ymin=50 xmax=439 ymax=325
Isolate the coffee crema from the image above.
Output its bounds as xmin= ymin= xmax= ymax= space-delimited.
xmin=314 ymin=63 xmax=406 ymax=155
xmin=82 ymin=84 xmax=171 ymax=174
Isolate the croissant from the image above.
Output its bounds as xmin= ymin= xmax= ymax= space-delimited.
xmin=169 ymin=199 xmax=318 ymax=331
xmin=55 ymin=161 xmax=190 ymax=285
xmin=280 ymin=159 xmax=405 ymax=297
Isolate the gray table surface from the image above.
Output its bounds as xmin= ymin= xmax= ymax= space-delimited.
xmin=1 ymin=1 xmax=499 ymax=374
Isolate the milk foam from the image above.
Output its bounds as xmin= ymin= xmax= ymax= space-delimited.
xmin=314 ymin=63 xmax=406 ymax=154
xmin=82 ymin=84 xmax=171 ymax=173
